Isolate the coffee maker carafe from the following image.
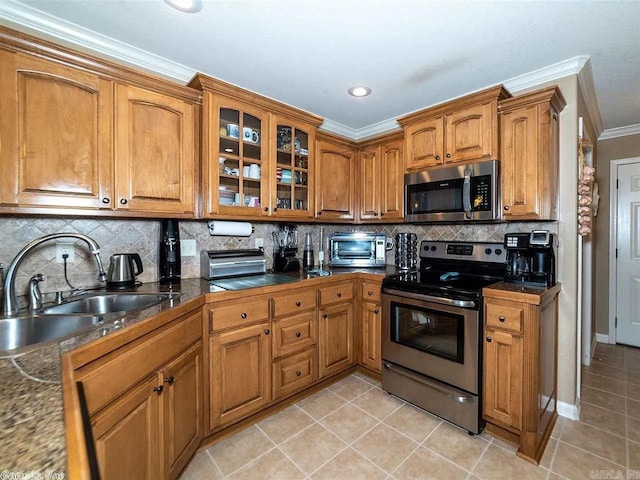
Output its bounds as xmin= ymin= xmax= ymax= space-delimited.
xmin=504 ymin=230 xmax=555 ymax=287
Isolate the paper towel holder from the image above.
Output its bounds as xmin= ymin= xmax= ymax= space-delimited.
xmin=207 ymin=220 xmax=255 ymax=236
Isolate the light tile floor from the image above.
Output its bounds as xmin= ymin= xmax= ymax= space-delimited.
xmin=181 ymin=343 xmax=640 ymax=480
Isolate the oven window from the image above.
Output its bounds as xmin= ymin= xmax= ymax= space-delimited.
xmin=389 ymin=301 xmax=464 ymax=364
xmin=333 ymin=240 xmax=373 ymax=258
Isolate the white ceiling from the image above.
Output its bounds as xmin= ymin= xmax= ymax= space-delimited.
xmin=2 ymin=0 xmax=639 ymax=139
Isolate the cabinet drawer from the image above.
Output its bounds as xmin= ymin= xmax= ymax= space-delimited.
xmin=485 ymin=302 xmax=524 ymax=332
xmin=272 ymin=289 xmax=317 ymax=317
xmin=319 ymin=282 xmax=353 ymax=307
xmin=78 ymin=310 xmax=202 ymax=415
xmin=209 ymin=299 xmax=270 ymax=332
xmin=272 ymin=348 xmax=318 ymax=400
xmin=361 ymin=282 xmax=381 ymax=303
xmin=273 ymin=311 xmax=317 ymax=358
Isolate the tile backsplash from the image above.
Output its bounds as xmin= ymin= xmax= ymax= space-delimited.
xmin=0 ymin=217 xmax=556 ymax=298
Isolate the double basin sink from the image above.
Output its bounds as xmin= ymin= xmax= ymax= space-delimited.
xmin=0 ymin=292 xmax=179 ymax=354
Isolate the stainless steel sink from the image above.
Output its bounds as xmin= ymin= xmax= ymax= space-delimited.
xmin=42 ymin=293 xmax=175 ymax=315
xmin=0 ymin=314 xmax=104 ymax=352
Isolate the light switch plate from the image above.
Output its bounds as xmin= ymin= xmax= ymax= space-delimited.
xmin=180 ymin=239 xmax=196 ymax=257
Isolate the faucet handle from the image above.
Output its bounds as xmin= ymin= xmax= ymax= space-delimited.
xmin=28 ymin=274 xmax=45 ymax=312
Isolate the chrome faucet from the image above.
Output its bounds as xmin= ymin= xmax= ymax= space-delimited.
xmin=1 ymin=233 xmax=107 ymax=316
xmin=28 ymin=274 xmax=45 ymax=312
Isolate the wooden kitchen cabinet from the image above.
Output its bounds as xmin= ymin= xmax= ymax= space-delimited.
xmin=358 ymin=134 xmax=404 ymax=222
xmin=209 ymin=321 xmax=272 ymax=430
xmin=398 ymin=85 xmax=510 ymax=171
xmin=360 ymin=281 xmax=382 ymax=373
xmin=499 ymin=86 xmax=566 ymax=220
xmin=68 ymin=306 xmax=203 ymax=480
xmin=114 ymin=84 xmax=196 ymax=215
xmin=315 ymin=134 xmax=356 ymax=221
xmin=482 ymin=283 xmax=561 ymax=464
xmin=0 ymin=50 xmax=114 ymax=210
xmin=318 ymin=282 xmax=355 ymax=378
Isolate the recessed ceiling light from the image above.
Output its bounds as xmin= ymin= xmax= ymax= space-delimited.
xmin=163 ymin=0 xmax=202 ymax=13
xmin=224 ymin=148 xmax=233 ymax=153
xmin=348 ymin=86 xmax=372 ymax=97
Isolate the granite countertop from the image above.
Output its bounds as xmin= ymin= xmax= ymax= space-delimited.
xmin=0 ymin=266 xmax=395 ymax=476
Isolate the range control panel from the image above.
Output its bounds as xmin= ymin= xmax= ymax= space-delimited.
xmin=420 ymin=240 xmax=506 ymax=264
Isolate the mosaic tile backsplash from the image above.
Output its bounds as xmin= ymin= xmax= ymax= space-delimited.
xmin=0 ymin=217 xmax=557 ymax=299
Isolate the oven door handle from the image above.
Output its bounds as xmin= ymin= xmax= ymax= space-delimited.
xmin=382 ymin=288 xmax=476 ymax=309
xmin=463 ymin=167 xmax=472 ymax=219
xmin=383 ymin=363 xmax=475 ymax=403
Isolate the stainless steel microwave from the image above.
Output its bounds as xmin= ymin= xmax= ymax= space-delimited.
xmin=328 ymin=232 xmax=386 ymax=267
xmin=404 ymin=159 xmax=499 ymax=222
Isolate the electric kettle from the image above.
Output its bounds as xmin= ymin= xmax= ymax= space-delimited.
xmin=106 ymin=253 xmax=143 ymax=289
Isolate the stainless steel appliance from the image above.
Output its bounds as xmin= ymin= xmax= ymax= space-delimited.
xmin=106 ymin=253 xmax=143 ymax=289
xmin=381 ymin=240 xmax=506 ymax=434
xmin=505 ymin=230 xmax=556 ymax=287
xmin=404 ymin=160 xmax=499 ymax=222
xmin=328 ymin=232 xmax=386 ymax=267
xmin=159 ymin=219 xmax=180 ymax=284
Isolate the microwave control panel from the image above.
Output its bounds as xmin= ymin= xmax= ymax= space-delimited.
xmin=471 ymin=175 xmax=492 ymax=211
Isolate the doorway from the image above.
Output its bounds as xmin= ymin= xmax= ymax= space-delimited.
xmin=609 ymin=158 xmax=640 ymax=347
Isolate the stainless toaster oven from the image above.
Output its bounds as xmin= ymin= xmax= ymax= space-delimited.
xmin=328 ymin=232 xmax=386 ymax=267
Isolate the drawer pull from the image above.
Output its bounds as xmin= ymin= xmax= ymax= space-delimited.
xmin=241 ymin=313 xmax=247 ymax=319
xmin=153 ymin=385 xmax=163 ymax=394
xmin=164 ymin=376 xmax=174 ymax=384
xmin=499 ymin=316 xmax=505 ymax=322
xmin=368 ymin=291 xmax=373 ymax=296
xmin=337 ymin=292 xmax=342 ymax=298
xmin=296 ymin=301 xmax=301 ymax=307
xmin=486 ymin=336 xmax=492 ymax=343
xmin=322 ymin=313 xmax=328 ymax=319
xmin=296 ymin=371 xmax=302 ymax=376
xmin=374 ymin=309 xmax=379 ymax=314
xmin=295 ymin=332 xmax=301 ymax=337
xmin=264 ymin=329 xmax=270 ymax=335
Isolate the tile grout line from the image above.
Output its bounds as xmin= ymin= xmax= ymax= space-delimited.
xmin=203 ymin=448 xmax=225 ymax=479
xmin=386 ymin=416 xmax=445 ymax=478
xmin=555 ymin=437 xmax=628 ymax=470
xmin=544 ymin=414 xmax=567 ymax=480
xmin=465 ymin=434 xmax=493 ymax=480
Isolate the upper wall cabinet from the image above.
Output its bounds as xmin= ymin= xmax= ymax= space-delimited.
xmin=115 ymin=85 xmax=196 ymax=215
xmin=0 ymin=51 xmax=114 ymax=210
xmin=398 ymin=85 xmax=511 ymax=171
xmin=0 ymin=27 xmax=200 ymax=217
xmin=189 ymin=74 xmax=322 ymax=220
xmin=499 ymin=86 xmax=566 ymax=220
xmin=315 ymin=134 xmax=356 ymax=221
xmin=357 ymin=134 xmax=404 ymax=222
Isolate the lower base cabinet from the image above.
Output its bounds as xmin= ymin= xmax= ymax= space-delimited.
xmin=319 ymin=300 xmax=354 ymax=378
xmin=360 ymin=280 xmax=382 ymax=374
xmin=272 ymin=347 xmax=318 ymax=399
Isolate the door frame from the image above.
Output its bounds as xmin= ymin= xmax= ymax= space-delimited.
xmin=608 ymin=157 xmax=640 ymax=344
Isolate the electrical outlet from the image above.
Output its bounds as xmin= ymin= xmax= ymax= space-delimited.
xmin=180 ymin=239 xmax=197 ymax=257
xmin=254 ymin=238 xmax=264 ymax=249
xmin=56 ymin=242 xmax=75 ymax=263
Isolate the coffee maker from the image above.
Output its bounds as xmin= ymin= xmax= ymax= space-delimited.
xmin=272 ymin=225 xmax=301 ymax=273
xmin=504 ymin=230 xmax=556 ymax=287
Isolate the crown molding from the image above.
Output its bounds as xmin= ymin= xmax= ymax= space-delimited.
xmin=0 ymin=0 xmax=194 ymax=82
xmin=598 ymin=123 xmax=640 ymax=141
xmin=0 ymin=2 xmax=608 ymax=140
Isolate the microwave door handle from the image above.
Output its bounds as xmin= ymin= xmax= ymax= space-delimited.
xmin=463 ymin=167 xmax=472 ymax=219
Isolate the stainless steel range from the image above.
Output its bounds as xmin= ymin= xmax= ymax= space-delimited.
xmin=381 ymin=240 xmax=506 ymax=434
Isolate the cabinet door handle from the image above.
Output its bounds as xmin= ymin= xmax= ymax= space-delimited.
xmin=264 ymin=207 xmax=269 ymax=212
xmin=499 ymin=316 xmax=505 ymax=323
xmin=504 ymin=205 xmax=510 ymax=211
xmin=119 ymin=198 xmax=128 ymax=205
xmin=296 ymin=371 xmax=302 ymax=376
xmin=164 ymin=376 xmax=174 ymax=384
xmin=317 ymin=211 xmax=322 ymax=216
xmin=273 ymin=207 xmax=278 ymax=212
xmin=435 ymin=155 xmax=440 ymax=161
xmin=486 ymin=336 xmax=492 ymax=343
xmin=445 ymin=153 xmax=451 ymax=158
xmin=337 ymin=292 xmax=342 ymax=298
xmin=101 ymin=197 xmax=110 ymax=204
xmin=374 ymin=309 xmax=379 ymax=314
xmin=241 ymin=313 xmax=247 ymax=319
xmin=295 ymin=301 xmax=301 ymax=307
xmin=322 ymin=313 xmax=328 ymax=319
xmin=153 ymin=385 xmax=163 ymax=394
xmin=295 ymin=331 xmax=301 ymax=337
xmin=264 ymin=328 xmax=270 ymax=335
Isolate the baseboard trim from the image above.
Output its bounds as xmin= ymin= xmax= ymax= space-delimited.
xmin=557 ymin=401 xmax=580 ymax=420
xmin=595 ymin=333 xmax=610 ymax=344
xmin=591 ymin=334 xmax=599 ymax=358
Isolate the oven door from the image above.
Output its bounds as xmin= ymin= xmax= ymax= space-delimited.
xmin=382 ymin=289 xmax=480 ymax=394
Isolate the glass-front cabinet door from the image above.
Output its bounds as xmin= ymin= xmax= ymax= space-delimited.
xmin=272 ymin=118 xmax=314 ymax=218
xmin=213 ymin=98 xmax=267 ymax=216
